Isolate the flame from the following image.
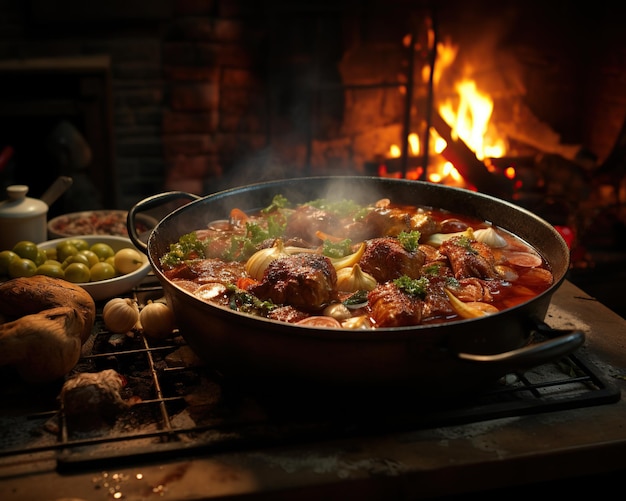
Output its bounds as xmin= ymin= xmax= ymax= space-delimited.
xmin=383 ymin=38 xmax=511 ymax=188
xmin=439 ymin=79 xmax=507 ymax=160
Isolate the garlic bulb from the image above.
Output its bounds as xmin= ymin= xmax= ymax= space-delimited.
xmin=245 ymin=239 xmax=289 ymax=280
xmin=473 ymin=227 xmax=507 ymax=248
xmin=336 ymin=263 xmax=377 ymax=292
xmin=102 ymin=297 xmax=140 ymax=333
xmin=139 ymin=300 xmax=176 ymax=339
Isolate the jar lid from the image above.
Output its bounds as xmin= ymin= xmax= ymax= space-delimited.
xmin=0 ymin=185 xmax=48 ymax=218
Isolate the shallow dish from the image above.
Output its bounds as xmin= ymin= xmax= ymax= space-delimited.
xmin=37 ymin=235 xmax=152 ymax=302
xmin=48 ymin=210 xmax=157 ymax=241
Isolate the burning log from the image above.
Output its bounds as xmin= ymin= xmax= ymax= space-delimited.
xmin=430 ymin=111 xmax=514 ymax=199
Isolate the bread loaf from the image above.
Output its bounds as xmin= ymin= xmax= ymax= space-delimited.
xmin=0 ymin=275 xmax=96 ymax=343
xmin=0 ymin=276 xmax=97 ymax=383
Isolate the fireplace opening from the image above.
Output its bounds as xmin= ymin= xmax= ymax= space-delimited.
xmin=0 ymin=55 xmax=116 ymax=217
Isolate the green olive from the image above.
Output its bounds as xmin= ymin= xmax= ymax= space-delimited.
xmin=64 ymin=262 xmax=90 ymax=283
xmin=12 ymin=241 xmax=39 ymax=262
xmin=8 ymin=257 xmax=37 ymax=278
xmin=0 ymin=250 xmax=19 ymax=275
xmin=90 ymin=262 xmax=116 ymax=281
xmin=90 ymin=243 xmax=115 ymax=261
xmin=56 ymin=241 xmax=79 ymax=262
xmin=36 ymin=263 xmax=65 ymax=279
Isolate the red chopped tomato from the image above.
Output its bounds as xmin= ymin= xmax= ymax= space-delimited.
xmin=236 ymin=277 xmax=259 ymax=290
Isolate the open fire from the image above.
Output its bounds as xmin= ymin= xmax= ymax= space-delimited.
xmin=363 ymin=34 xmax=572 ymax=201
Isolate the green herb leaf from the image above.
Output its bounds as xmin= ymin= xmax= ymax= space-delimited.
xmin=393 ymin=275 xmax=429 ymax=298
xmin=262 ymin=194 xmax=290 ymax=213
xmin=398 ymin=230 xmax=421 ymax=252
xmin=160 ymin=232 xmax=206 ymax=269
xmin=322 ymin=238 xmax=352 ymax=258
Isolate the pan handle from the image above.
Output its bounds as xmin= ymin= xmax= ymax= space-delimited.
xmin=127 ymin=191 xmax=201 ymax=253
xmin=457 ymin=326 xmax=585 ymax=371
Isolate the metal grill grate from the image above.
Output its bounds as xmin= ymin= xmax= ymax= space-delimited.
xmin=0 ymin=275 xmax=620 ymax=472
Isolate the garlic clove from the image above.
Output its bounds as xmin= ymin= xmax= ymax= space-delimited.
xmin=336 ymin=263 xmax=377 ymax=292
xmin=473 ymin=227 xmax=507 ymax=248
xmin=245 ymin=239 xmax=289 ymax=280
xmin=322 ymin=302 xmax=352 ymax=320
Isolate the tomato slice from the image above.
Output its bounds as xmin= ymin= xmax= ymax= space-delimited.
xmin=505 ymin=251 xmax=543 ymax=268
xmin=295 ymin=316 xmax=342 ymax=328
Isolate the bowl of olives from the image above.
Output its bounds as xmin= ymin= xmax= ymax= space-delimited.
xmin=0 ymin=236 xmax=152 ymax=301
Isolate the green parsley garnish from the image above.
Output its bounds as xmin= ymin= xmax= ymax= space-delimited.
xmin=393 ymin=275 xmax=429 ymax=298
xmin=160 ymin=232 xmax=206 ymax=269
xmin=445 ymin=276 xmax=460 ymax=289
xmin=422 ymin=263 xmax=442 ymax=276
xmin=322 ymin=238 xmax=352 ymax=258
xmin=262 ymin=194 xmax=290 ymax=214
xmin=222 ymin=217 xmax=287 ymax=261
xmin=226 ymin=284 xmax=277 ymax=315
xmin=456 ymin=235 xmax=478 ymax=254
xmin=398 ymin=230 xmax=421 ymax=252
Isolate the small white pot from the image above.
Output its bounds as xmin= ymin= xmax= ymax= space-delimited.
xmin=0 ymin=185 xmax=48 ymax=250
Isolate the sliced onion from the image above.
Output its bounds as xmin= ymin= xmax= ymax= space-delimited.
xmin=444 ymin=289 xmax=498 ymax=319
xmin=329 ymin=242 xmax=366 ymax=270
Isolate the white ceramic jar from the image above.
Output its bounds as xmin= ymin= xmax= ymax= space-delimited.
xmin=0 ymin=185 xmax=48 ymax=250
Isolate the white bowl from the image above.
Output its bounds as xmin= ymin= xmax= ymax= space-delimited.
xmin=37 ymin=235 xmax=152 ymax=302
xmin=47 ymin=210 xmax=157 ymax=241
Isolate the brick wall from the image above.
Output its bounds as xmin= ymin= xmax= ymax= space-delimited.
xmin=0 ymin=0 xmax=624 ymax=212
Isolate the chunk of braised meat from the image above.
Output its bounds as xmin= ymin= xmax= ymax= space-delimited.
xmin=410 ymin=212 xmax=443 ymax=238
xmin=367 ymin=281 xmax=423 ymax=327
xmin=267 ymin=305 xmax=310 ymax=323
xmin=362 ymin=207 xmax=413 ymax=237
xmin=284 ymin=205 xmax=340 ymax=244
xmin=361 ymin=206 xmax=442 ymax=239
xmin=419 ymin=276 xmax=455 ymax=320
xmin=439 ymin=236 xmax=498 ymax=280
xmin=163 ymin=258 xmax=246 ymax=285
xmin=359 ymin=237 xmax=426 ymax=282
xmin=418 ymin=244 xmax=449 ymax=266
xmin=453 ymin=277 xmax=494 ymax=302
xmin=248 ymin=253 xmax=338 ymax=310
xmin=419 ymin=276 xmax=501 ymax=322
